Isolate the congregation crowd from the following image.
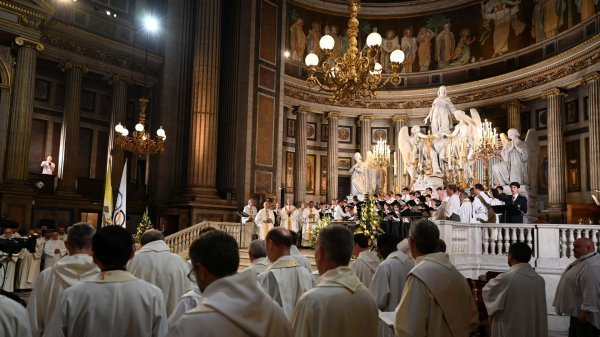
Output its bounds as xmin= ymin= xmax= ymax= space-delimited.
xmin=1 ymin=212 xmax=599 ymax=337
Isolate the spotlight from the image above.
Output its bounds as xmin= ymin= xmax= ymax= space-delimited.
xmin=106 ymin=10 xmax=111 ymax=16
xmin=143 ymin=15 xmax=159 ymax=33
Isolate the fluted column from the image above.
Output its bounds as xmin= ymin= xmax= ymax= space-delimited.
xmin=506 ymin=99 xmax=522 ymax=132
xmin=186 ymin=0 xmax=222 ymax=196
xmin=108 ymin=75 xmax=129 ymax=187
xmin=58 ymin=62 xmax=88 ymax=193
xmin=543 ymin=88 xmax=568 ymax=211
xmin=583 ymin=73 xmax=600 ymax=198
xmin=4 ymin=37 xmax=43 ymax=185
xmin=294 ymin=106 xmax=309 ymax=204
xmin=359 ymin=114 xmax=373 ymax=160
xmin=393 ymin=114 xmax=408 ymax=191
xmin=326 ymin=111 xmax=341 ymax=201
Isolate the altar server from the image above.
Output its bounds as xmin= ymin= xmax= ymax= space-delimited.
xmin=483 ymin=242 xmax=547 ymax=337
xmin=395 ymin=220 xmax=478 ymax=337
xmin=27 ymin=223 xmax=100 ymax=337
xmin=292 ymin=225 xmax=378 ymax=337
xmin=168 ymin=230 xmax=291 ymax=337
xmin=259 ymin=227 xmax=313 ymax=319
xmin=349 ymin=233 xmax=380 ymax=288
xmin=43 ymin=225 xmax=167 ymax=337
xmin=459 ymin=191 xmax=473 ymax=223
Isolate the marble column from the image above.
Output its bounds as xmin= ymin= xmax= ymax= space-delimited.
xmin=186 ymin=0 xmax=222 ymax=197
xmin=108 ymin=75 xmax=129 ymax=187
xmin=294 ymin=106 xmax=309 ymax=204
xmin=583 ymin=72 xmax=600 ymax=198
xmin=506 ymin=99 xmax=522 ymax=132
xmin=326 ymin=111 xmax=341 ymax=201
xmin=393 ymin=114 xmax=408 ymax=191
xmin=543 ymin=88 xmax=568 ymax=211
xmin=359 ymin=114 xmax=373 ymax=160
xmin=4 ymin=37 xmax=43 ymax=185
xmin=58 ymin=62 xmax=88 ymax=193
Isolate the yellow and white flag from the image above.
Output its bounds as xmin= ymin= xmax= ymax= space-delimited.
xmin=113 ymin=159 xmax=127 ymax=227
xmin=102 ymin=157 xmax=113 ymax=227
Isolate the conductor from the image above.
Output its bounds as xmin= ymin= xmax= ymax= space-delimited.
xmin=505 ymin=182 xmax=527 ymax=223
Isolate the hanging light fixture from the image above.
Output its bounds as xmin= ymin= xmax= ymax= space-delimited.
xmin=114 ymin=15 xmax=166 ymax=156
xmin=304 ymin=0 xmax=405 ymax=102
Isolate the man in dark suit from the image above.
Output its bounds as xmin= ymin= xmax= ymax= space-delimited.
xmin=505 ymin=182 xmax=528 ymax=223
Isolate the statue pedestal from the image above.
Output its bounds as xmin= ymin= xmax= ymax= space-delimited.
xmin=413 ymin=176 xmax=444 ymax=193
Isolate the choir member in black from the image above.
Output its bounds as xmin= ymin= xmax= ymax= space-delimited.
xmin=380 ymin=203 xmax=393 ymax=236
xmin=505 ymin=182 xmax=528 ymax=223
xmin=390 ymin=204 xmax=403 ymax=243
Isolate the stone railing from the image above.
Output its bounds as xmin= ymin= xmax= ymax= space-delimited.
xmin=165 ymin=221 xmax=254 ymax=258
xmin=436 ymin=220 xmax=600 ymax=332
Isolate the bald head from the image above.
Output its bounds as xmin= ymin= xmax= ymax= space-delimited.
xmin=574 ymin=237 xmax=596 ymax=259
xmin=140 ymin=229 xmax=164 ymax=246
xmin=265 ymin=227 xmax=292 ymax=262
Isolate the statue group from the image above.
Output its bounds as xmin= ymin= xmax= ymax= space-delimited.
xmin=350 ymin=85 xmax=539 ymax=197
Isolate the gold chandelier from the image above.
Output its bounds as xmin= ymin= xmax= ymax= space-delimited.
xmin=372 ymin=138 xmax=391 ymax=167
xmin=114 ymin=97 xmax=166 ymax=157
xmin=304 ymin=0 xmax=405 ymax=102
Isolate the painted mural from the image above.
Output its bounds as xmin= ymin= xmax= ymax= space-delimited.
xmin=288 ymin=0 xmax=599 ymax=73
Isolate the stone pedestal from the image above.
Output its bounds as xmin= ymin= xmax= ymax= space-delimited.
xmin=326 ymin=111 xmax=341 ymax=201
xmin=294 ymin=106 xmax=309 ymax=204
xmin=359 ymin=115 xmax=373 ymax=160
xmin=542 ymin=88 xmax=568 ymax=215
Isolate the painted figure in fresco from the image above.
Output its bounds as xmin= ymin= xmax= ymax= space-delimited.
xmin=450 ymin=28 xmax=476 ymax=66
xmin=417 ymin=27 xmax=435 ymax=71
xmin=400 ymin=28 xmax=417 ymax=73
xmin=341 ymin=28 xmax=350 ymax=56
xmin=576 ymin=0 xmax=598 ymax=21
xmin=435 ymin=22 xmax=455 ymax=69
xmin=306 ymin=22 xmax=322 ymax=56
xmin=381 ymin=29 xmax=400 ymax=73
xmin=531 ymin=0 xmax=547 ymax=43
xmin=534 ymin=0 xmax=566 ymax=40
xmin=482 ymin=0 xmax=526 ymax=58
xmin=330 ymin=25 xmax=343 ymax=59
xmin=290 ymin=17 xmax=306 ymax=62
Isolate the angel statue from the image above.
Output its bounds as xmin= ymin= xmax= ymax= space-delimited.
xmin=445 ymin=109 xmax=483 ymax=177
xmin=492 ymin=128 xmax=538 ymax=187
xmin=350 ymin=152 xmax=368 ymax=196
xmin=398 ymin=125 xmax=428 ymax=180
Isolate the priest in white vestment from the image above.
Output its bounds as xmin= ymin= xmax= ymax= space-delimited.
xmin=167 ymin=284 xmax=201 ymax=329
xmin=282 ymin=200 xmax=299 ymax=232
xmin=483 ymin=242 xmax=547 ymax=337
xmin=27 ymin=223 xmax=100 ymax=337
xmin=167 ymin=230 xmax=291 ymax=337
xmin=43 ymin=225 xmax=167 ymax=337
xmin=292 ymin=225 xmax=378 ymax=337
xmin=0 ymin=294 xmax=32 ymax=337
xmin=0 ymin=228 xmax=19 ymax=292
xmin=258 ymin=227 xmax=313 ymax=319
xmin=255 ymin=201 xmax=276 ymax=240
xmin=459 ymin=191 xmax=473 ymax=223
xmin=369 ymin=234 xmax=414 ymax=337
xmin=43 ymin=231 xmax=67 ymax=270
xmin=395 ymin=220 xmax=478 ymax=337
xmin=244 ymin=239 xmax=269 ymax=275
xmin=290 ymin=231 xmax=313 ymax=271
xmin=349 ymin=233 xmax=380 ymax=288
xmin=241 ymin=199 xmax=257 ymax=225
xmin=127 ymin=229 xmax=192 ymax=315
xmin=554 ymin=237 xmax=600 ymax=335
xmin=15 ymin=230 xmax=43 ymax=290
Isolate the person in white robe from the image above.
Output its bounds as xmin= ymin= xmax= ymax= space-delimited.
xmin=554 ymin=237 xmax=600 ymax=335
xmin=282 ymin=200 xmax=299 ymax=232
xmin=27 ymin=223 xmax=100 ymax=337
xmin=395 ymin=220 xmax=478 ymax=337
xmin=349 ymin=233 xmax=380 ymax=288
xmin=255 ymin=201 xmax=276 ymax=240
xmin=0 ymin=294 xmax=32 ymax=337
xmin=168 ymin=230 xmax=291 ymax=337
xmin=483 ymin=242 xmax=547 ymax=337
xmin=290 ymin=231 xmax=313 ymax=272
xmin=43 ymin=225 xmax=167 ymax=337
xmin=167 ymin=284 xmax=201 ymax=329
xmin=333 ymin=200 xmax=350 ymax=220
xmin=241 ymin=199 xmax=257 ymax=224
xmin=472 ymin=183 xmax=491 ymax=223
xmin=458 ymin=191 xmax=473 ymax=223
xmin=127 ymin=229 xmax=192 ymax=315
xmin=301 ymin=202 xmax=319 ymax=247
xmin=244 ymin=239 xmax=269 ymax=275
xmin=57 ymin=227 xmax=67 ymax=242
xmin=445 ymin=185 xmax=460 ymax=221
xmin=0 ymin=228 xmax=19 ymax=292
xmin=292 ymin=225 xmax=378 ymax=337
xmin=369 ymin=234 xmax=415 ymax=337
xmin=258 ymin=227 xmax=313 ymax=319
xmin=15 ymin=229 xmax=43 ymax=290
xmin=43 ymin=230 xmax=67 ymax=270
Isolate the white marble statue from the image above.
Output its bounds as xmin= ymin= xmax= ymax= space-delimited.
xmin=398 ymin=125 xmax=429 ymax=180
xmin=350 ymin=152 xmax=368 ymax=196
xmin=424 ymin=86 xmax=456 ymax=135
xmin=492 ymin=128 xmax=530 ymax=186
xmin=446 ymin=109 xmax=483 ymax=177
xmin=365 ymin=151 xmax=378 ymax=194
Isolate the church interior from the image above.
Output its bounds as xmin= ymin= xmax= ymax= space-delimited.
xmin=0 ymin=0 xmax=600 ymax=335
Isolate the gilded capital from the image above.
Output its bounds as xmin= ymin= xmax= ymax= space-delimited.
xmin=325 ymin=111 xmax=342 ymax=119
xmin=14 ymin=37 xmax=44 ymax=52
xmin=60 ymin=61 xmax=89 ymax=73
xmin=358 ymin=114 xmax=374 ymax=122
xmin=392 ymin=114 xmax=408 ymax=123
xmin=541 ymin=88 xmax=568 ymax=99
xmin=293 ymin=106 xmax=310 ymax=115
xmin=503 ymin=99 xmax=523 ymax=110
xmin=582 ymin=72 xmax=600 ymax=85
xmin=108 ymin=74 xmax=133 ymax=85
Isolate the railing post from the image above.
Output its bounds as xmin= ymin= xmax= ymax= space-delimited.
xmin=536 ymin=225 xmax=561 ymax=259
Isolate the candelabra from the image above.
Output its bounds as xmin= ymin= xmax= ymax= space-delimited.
xmin=372 ymin=139 xmax=391 ymax=167
xmin=473 ymin=119 xmax=498 ymax=188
